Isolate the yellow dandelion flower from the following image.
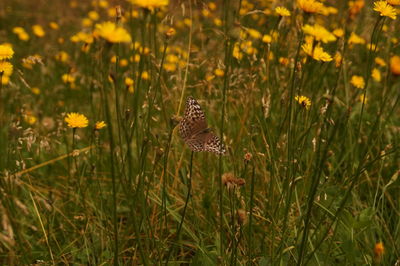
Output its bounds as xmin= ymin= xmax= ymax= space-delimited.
xmin=375 ymin=57 xmax=386 ymax=66
xmin=302 ymin=43 xmax=333 ymax=62
xmin=141 ymin=71 xmax=149 ymax=80
xmin=55 ymin=51 xmax=70 ymax=62
xmin=165 ymin=27 xmax=176 ymax=38
xmin=348 ymin=32 xmax=365 ymax=45
xmin=334 ymin=52 xmax=342 ymax=67
xmin=387 ymin=0 xmax=400 ymax=5
xmin=31 ymin=87 xmax=41 ymax=95
xmin=390 ymin=55 xmax=400 ymax=75
xmin=62 ymin=73 xmax=76 ymax=83
xmin=1 ymin=74 xmax=10 ymax=85
xmin=119 ymin=58 xmax=128 ymax=67
xmin=302 ymin=24 xmax=336 ymax=43
xmin=233 ymin=43 xmax=243 ymax=60
xmin=32 ymin=25 xmax=45 ymax=37
xmin=125 ymin=77 xmax=134 ymax=86
xmin=0 ymin=44 xmax=14 ymax=60
xmin=49 ymin=22 xmax=59 ymax=30
xmin=94 ymin=22 xmax=131 ymax=43
xmin=333 ymin=28 xmax=344 ymax=38
xmin=372 ymin=68 xmax=381 ymax=82
xmin=275 ymin=7 xmax=291 ymax=17
xmin=88 ymin=11 xmax=100 ymax=21
xmin=262 ymin=34 xmax=272 ymax=43
xmin=65 ymin=113 xmax=89 ymax=128
xmin=128 ymin=0 xmax=168 ymax=10
xmin=214 ymin=68 xmax=225 ymax=77
xmin=247 ymin=28 xmax=262 ymax=39
xmin=95 ymin=121 xmax=107 ymax=130
xmin=0 ymin=61 xmax=13 ymax=76
xmin=373 ymin=1 xmax=397 ymax=19
xmin=24 ymin=114 xmax=37 ymax=125
xmin=297 ymin=0 xmax=324 ymax=14
xmin=295 ymin=95 xmax=311 ymax=110
xmin=350 ymin=75 xmax=365 ymax=89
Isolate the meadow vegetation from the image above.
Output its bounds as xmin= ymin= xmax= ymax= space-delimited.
xmin=0 ymin=0 xmax=400 ymax=264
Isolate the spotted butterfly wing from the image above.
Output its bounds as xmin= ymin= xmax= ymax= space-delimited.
xmin=179 ymin=97 xmax=226 ymax=155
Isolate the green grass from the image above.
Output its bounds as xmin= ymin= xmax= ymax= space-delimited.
xmin=0 ymin=0 xmax=400 ymax=265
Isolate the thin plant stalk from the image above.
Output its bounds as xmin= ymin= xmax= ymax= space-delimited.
xmin=164 ymin=151 xmax=194 ymax=265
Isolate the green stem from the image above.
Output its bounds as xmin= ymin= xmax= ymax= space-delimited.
xmin=164 ymin=151 xmax=194 ymax=265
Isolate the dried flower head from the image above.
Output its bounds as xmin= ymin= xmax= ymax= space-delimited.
xmin=244 ymin=152 xmax=253 ymax=162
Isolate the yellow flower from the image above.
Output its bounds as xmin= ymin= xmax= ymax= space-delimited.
xmin=32 ymin=25 xmax=45 ymax=37
xmin=49 ymin=22 xmax=59 ymax=30
xmin=387 ymin=0 xmax=400 ymax=4
xmin=302 ymin=43 xmax=333 ymax=62
xmin=94 ymin=22 xmax=131 ymax=43
xmin=375 ymin=57 xmax=386 ymax=66
xmin=373 ymin=1 xmax=397 ymax=20
xmin=31 ymin=87 xmax=41 ymax=95
xmin=0 ymin=44 xmax=14 ymax=60
xmin=359 ymin=94 xmax=368 ymax=104
xmin=1 ymin=75 xmax=9 ymax=85
xmin=350 ymin=75 xmax=365 ymax=89
xmin=165 ymin=27 xmax=176 ymax=38
xmin=95 ymin=121 xmax=107 ymax=130
xmin=348 ymin=32 xmax=365 ymax=45
xmin=333 ymin=28 xmax=344 ymax=38
xmin=214 ymin=68 xmax=225 ymax=77
xmin=65 ymin=113 xmax=89 ymax=128
xmin=374 ymin=242 xmax=384 ymax=259
xmin=24 ymin=114 xmax=37 ymax=125
xmin=55 ymin=51 xmax=70 ymax=62
xmin=129 ymin=0 xmax=168 ymax=10
xmin=390 ymin=55 xmax=400 ymax=75
xmin=295 ymin=95 xmax=311 ymax=110
xmin=141 ymin=71 xmax=149 ymax=80
xmin=297 ymin=0 xmax=324 ymax=14
xmin=233 ymin=43 xmax=243 ymax=60
xmin=334 ymin=52 xmax=342 ymax=67
xmin=70 ymin=32 xmax=94 ymax=44
xmin=62 ymin=73 xmax=76 ymax=83
xmin=262 ymin=34 xmax=272 ymax=43
xmin=275 ymin=7 xmax=291 ymax=17
xmin=0 ymin=61 xmax=13 ymax=76
xmin=302 ymin=24 xmax=336 ymax=43
xmin=247 ymin=29 xmax=262 ymax=39
xmin=88 ymin=11 xmax=100 ymax=21
xmin=125 ymin=77 xmax=134 ymax=86
xmin=372 ymin=68 xmax=381 ymax=82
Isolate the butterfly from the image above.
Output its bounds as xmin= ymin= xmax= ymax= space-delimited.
xmin=179 ymin=97 xmax=226 ymax=155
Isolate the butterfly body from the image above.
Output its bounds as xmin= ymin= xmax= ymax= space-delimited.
xmin=179 ymin=97 xmax=226 ymax=155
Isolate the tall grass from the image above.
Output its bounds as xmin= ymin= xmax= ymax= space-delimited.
xmin=0 ymin=0 xmax=400 ymax=265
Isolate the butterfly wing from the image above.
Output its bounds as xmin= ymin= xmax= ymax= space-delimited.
xmin=179 ymin=97 xmax=208 ymax=139
xmin=179 ymin=96 xmax=226 ymax=155
xmin=204 ymin=132 xmax=226 ymax=155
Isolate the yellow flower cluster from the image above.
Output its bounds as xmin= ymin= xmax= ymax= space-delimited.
xmin=0 ymin=44 xmax=14 ymax=85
